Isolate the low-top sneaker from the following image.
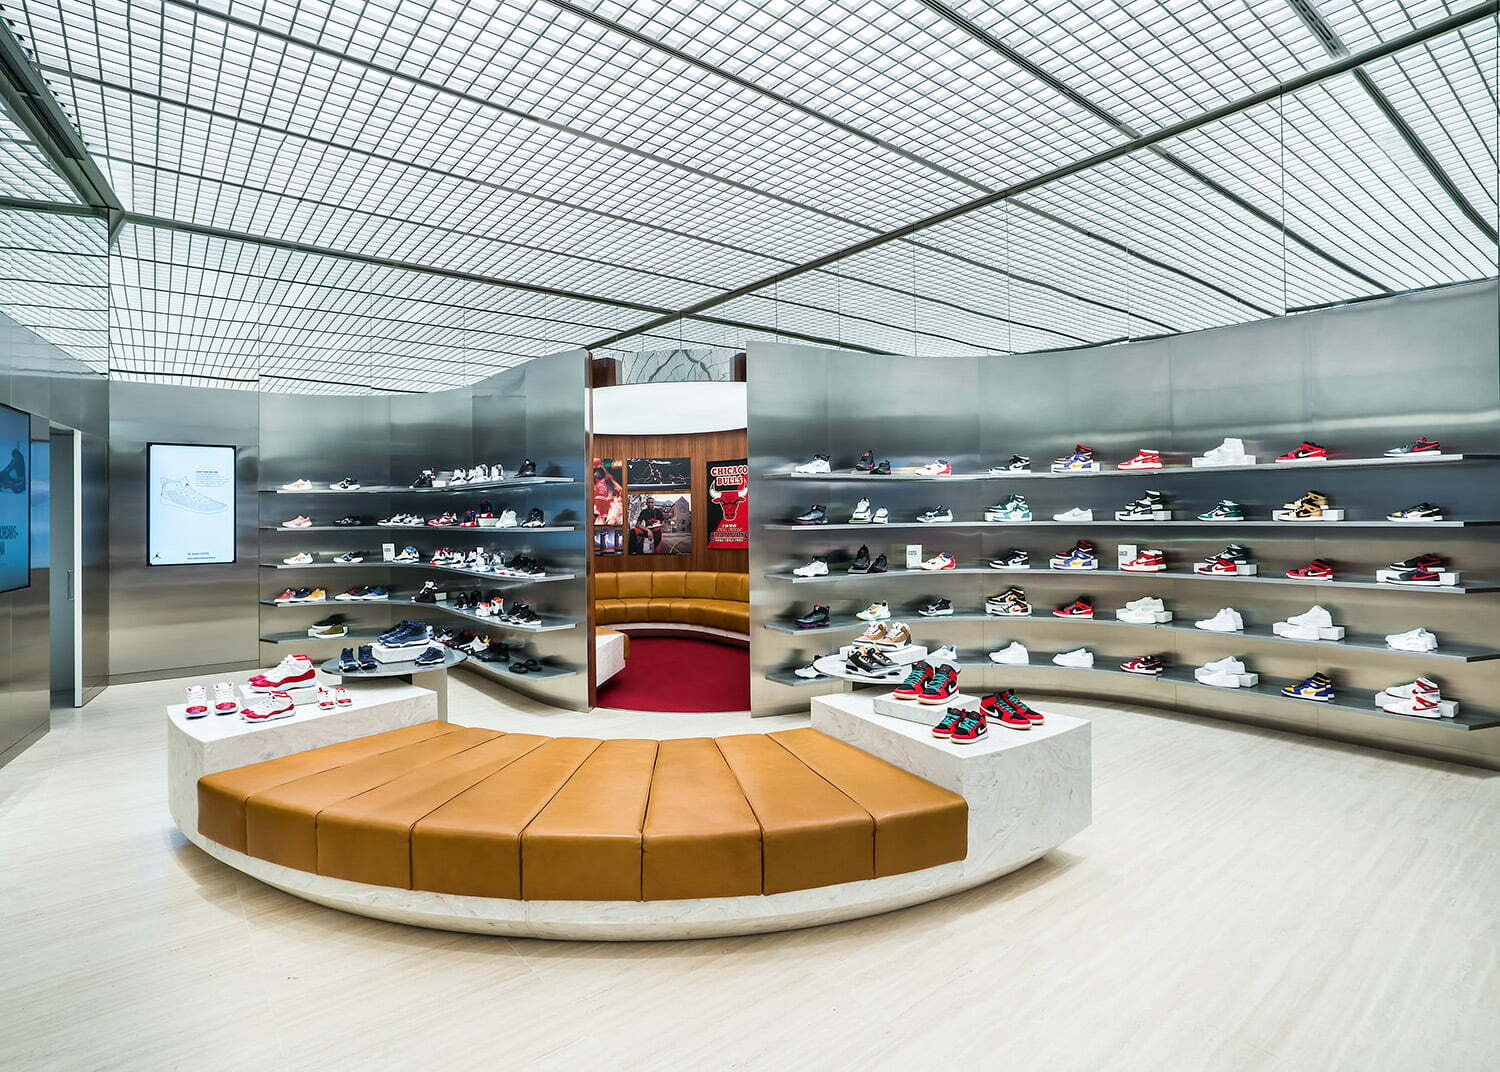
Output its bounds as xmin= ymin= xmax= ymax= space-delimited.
xmin=915 ymin=459 xmax=953 ymax=477
xmin=989 ymin=548 xmax=1030 ymax=570
xmin=332 ymin=551 xmax=365 ymax=564
xmin=794 ymin=454 xmax=831 ymax=474
xmin=920 ymin=552 xmax=956 ymax=571
xmin=989 ymin=641 xmax=1029 ymax=665
xmin=279 ymin=478 xmax=313 ymax=491
xmin=283 ymin=515 xmax=313 ymax=528
xmin=282 ymin=551 xmax=314 ymax=565
xmin=1385 ymin=437 xmax=1441 ymax=456
xmin=856 ymin=601 xmax=891 ymax=621
xmin=1195 ymin=607 xmax=1244 ymax=633
xmin=795 ymin=505 xmax=828 ymax=525
xmin=414 ymin=646 xmax=446 ymax=667
xmin=918 ymin=506 xmax=953 ymax=524
xmin=1120 ymin=654 xmax=1165 ymax=676
xmin=1382 ymin=566 xmax=1445 ymax=587
xmin=1386 ymin=627 xmax=1438 ymax=652
xmin=1387 ymin=502 xmax=1444 ymax=521
xmin=1052 ymin=507 xmax=1093 ymax=522
xmin=987 ymin=689 xmax=1045 ymax=726
xmin=1197 ymin=500 xmax=1245 ymax=521
xmin=1286 ymin=558 xmax=1334 ymax=580
xmin=870 ymin=460 xmax=892 ymax=476
xmin=1389 ymin=553 xmax=1445 ymax=571
xmin=868 ymin=553 xmax=888 ymax=573
xmin=241 ymin=691 xmax=296 ymax=723
xmin=1281 ymin=672 xmax=1335 ymax=701
xmin=512 ymin=460 xmax=533 ymax=478
xmin=848 ymin=498 xmax=872 ymax=523
xmin=1120 ymin=549 xmax=1166 ymax=572
xmin=1052 ymin=647 xmax=1094 ymax=668
xmin=1195 ymin=656 xmax=1255 ymax=688
xmin=1116 ymin=595 xmax=1170 ymax=624
xmin=793 ymin=557 xmax=829 ymax=578
xmin=328 ymin=476 xmax=361 ymax=491
xmin=409 ymin=469 xmax=435 ymax=489
xmin=1276 ymin=441 xmax=1329 ymax=463
xmin=946 ymin=710 xmax=989 ymax=743
xmin=918 ymin=598 xmax=954 ymax=617
xmin=1052 ymin=598 xmax=1094 ymax=619
xmin=1117 ymin=449 xmax=1163 ymax=470
xmin=931 ymin=708 xmax=967 ymax=739
xmin=396 ymin=545 xmax=421 ymax=562
xmin=871 ymin=507 xmax=890 ymax=524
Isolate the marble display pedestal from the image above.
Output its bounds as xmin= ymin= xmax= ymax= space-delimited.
xmin=167 ymin=680 xmax=441 ymax=836
xmin=595 ymin=629 xmax=626 ymax=684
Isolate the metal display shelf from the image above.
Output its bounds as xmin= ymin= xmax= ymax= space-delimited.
xmin=764 ymin=666 xmax=843 ymax=688
xmin=258 ymin=628 xmax=387 ymax=645
xmin=261 ymin=524 xmax=576 ymax=533
xmin=258 ymin=596 xmax=580 ymax=633
xmin=765 ymin=518 xmax=1500 ymax=530
xmin=262 ymin=477 xmax=576 ymax=494
xmin=320 ymin=647 xmax=469 ymax=676
xmin=260 ymin=561 xmax=576 ymax=584
xmin=767 ymin=453 xmax=1497 ymax=481
xmin=459 ymin=658 xmax=578 ymax=683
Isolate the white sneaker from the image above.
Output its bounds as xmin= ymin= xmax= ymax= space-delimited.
xmin=929 ymin=644 xmax=959 ymax=665
xmin=856 ymin=601 xmax=890 ymax=621
xmin=795 ymin=455 xmax=831 ymax=475
xmin=1380 ymin=694 xmax=1442 ymax=718
xmin=1386 ymin=627 xmax=1438 ymax=652
xmin=1195 ymin=437 xmax=1253 ymax=466
xmin=848 ymin=497 xmax=872 ymax=524
xmin=871 ymin=507 xmax=889 ymax=524
xmin=1116 ymin=595 xmax=1171 ymax=623
xmin=1195 ymin=655 xmax=1256 ymax=688
xmin=282 ymin=551 xmax=313 ymax=565
xmin=279 ymin=478 xmax=312 ymax=491
xmin=793 ymin=662 xmax=823 ymax=679
xmin=1195 ymin=608 xmax=1244 ymax=633
xmin=1052 ymin=647 xmax=1093 ymax=668
xmin=915 ymin=460 xmax=953 ymax=477
xmin=989 ymin=641 xmax=1029 ymax=665
xmin=1383 ymin=676 xmax=1441 ymax=701
xmin=212 ymin=681 xmax=238 ymax=715
xmin=1274 ymin=605 xmax=1343 ymax=640
xmin=497 ymin=509 xmax=518 ymax=528
xmin=183 ymin=684 xmax=209 ymax=718
xmin=1052 ymin=507 xmax=1093 ymax=522
xmin=793 ymin=558 xmax=829 ymax=578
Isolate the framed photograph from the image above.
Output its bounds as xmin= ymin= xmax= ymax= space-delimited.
xmin=592 ymin=457 xmax=624 ymax=526
xmin=0 ymin=402 xmax=31 ymax=593
xmin=627 ymin=456 xmax=691 ymax=490
xmin=147 ymin=442 xmax=237 ymax=565
xmin=593 ymin=526 xmax=623 ymax=556
xmin=706 ymin=457 xmax=748 ymax=549
xmin=628 ymin=492 xmax=691 ymax=555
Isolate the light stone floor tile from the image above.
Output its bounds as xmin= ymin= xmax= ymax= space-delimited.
xmin=1 ymin=672 xmax=1497 ymax=1071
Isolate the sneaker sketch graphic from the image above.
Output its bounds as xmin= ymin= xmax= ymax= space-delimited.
xmin=0 ymin=448 xmax=24 ymax=493
xmin=159 ymin=477 xmax=226 ymax=513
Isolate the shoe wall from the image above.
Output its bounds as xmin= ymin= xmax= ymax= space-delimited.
xmin=748 ymin=280 xmax=1500 ymax=769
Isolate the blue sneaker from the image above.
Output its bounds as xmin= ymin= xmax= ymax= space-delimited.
xmin=1050 ymin=444 xmax=1099 ymax=473
xmin=356 ymin=644 xmax=378 ymax=671
xmin=337 ymin=647 xmax=360 ymax=673
xmin=364 ymin=586 xmax=390 ymax=601
xmin=1049 ymin=541 xmax=1098 ymax=570
xmin=414 ymin=646 xmax=445 ymax=667
xmin=1280 ymin=673 xmax=1334 ymax=702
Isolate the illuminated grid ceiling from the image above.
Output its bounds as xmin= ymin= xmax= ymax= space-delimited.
xmin=2 ymin=0 xmax=1497 ymax=392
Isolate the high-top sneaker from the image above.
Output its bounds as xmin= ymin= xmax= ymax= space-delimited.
xmin=989 ymin=454 xmax=1030 ymax=474
xmin=1051 ymin=444 xmax=1099 ymax=473
xmin=985 ymin=494 xmax=1031 ymax=522
xmin=1117 ymin=449 xmax=1163 ymax=471
xmin=1281 ymin=672 xmax=1335 ymax=701
xmin=917 ymin=663 xmax=960 ymax=705
xmin=521 ymin=507 xmax=546 ymax=527
xmin=868 ymin=553 xmax=888 ymax=573
xmin=1114 ymin=489 xmax=1168 ymax=521
xmin=1197 ymin=499 xmax=1245 ymax=521
xmin=1276 ymin=441 xmax=1329 ymax=463
xmin=946 ymin=710 xmax=988 ymax=744
xmin=1285 ymin=558 xmax=1334 ymax=580
xmin=853 ymin=450 xmax=877 ymax=473
xmin=1049 ymin=540 xmax=1097 ymax=570
xmin=515 ymin=458 xmax=536 ymax=478
xmin=1273 ymin=490 xmax=1332 ymax=520
xmin=1051 ymin=597 xmax=1095 ymax=619
xmin=989 ymin=548 xmax=1030 ymax=570
xmin=1120 ymin=548 xmax=1166 ymax=572
xmin=892 ymin=660 xmax=934 ymax=700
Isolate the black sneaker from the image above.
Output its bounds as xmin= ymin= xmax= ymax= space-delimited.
xmin=329 ymin=477 xmax=361 ymax=491
xmin=414 ymin=645 xmax=445 ymax=667
xmin=337 ymin=647 xmax=360 ymax=672
xmin=1387 ymin=502 xmax=1444 ymax=521
xmin=507 ymin=602 xmax=541 ymax=626
xmin=919 ymin=598 xmax=954 ymax=617
xmin=332 ymin=515 xmax=367 ymax=527
xmin=434 ymin=627 xmax=458 ymax=644
xmin=413 ymin=580 xmax=440 ymax=603
xmin=521 ymin=507 xmax=546 ymax=528
xmin=870 ymin=459 xmax=892 ymax=475
xmin=853 ymin=450 xmax=876 ymax=473
xmin=308 ymin=615 xmax=349 ymax=638
xmin=794 ymin=505 xmax=827 ymax=525
xmin=989 ymin=548 xmax=1030 ymax=570
xmin=356 ymin=644 xmax=378 ymax=671
xmin=409 ymin=469 xmax=434 ymax=489
xmin=515 ymin=458 xmax=536 ymax=478
xmin=849 ymin=545 xmax=871 ymax=573
xmin=796 ymin=604 xmax=831 ymax=629
xmin=869 ymin=553 xmax=888 ymax=574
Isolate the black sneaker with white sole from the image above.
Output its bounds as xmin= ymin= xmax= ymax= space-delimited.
xmin=515 ymin=458 xmax=537 ymax=478
xmin=329 ymin=477 xmax=361 ymax=491
xmin=989 ymin=548 xmax=1030 ymax=570
xmin=414 ymin=646 xmax=446 ymax=667
xmin=506 ymin=602 xmax=541 ymax=626
xmin=794 ymin=505 xmax=828 ymax=525
xmin=1387 ymin=502 xmax=1444 ymax=521
xmin=521 ymin=508 xmax=546 ymax=528
xmin=308 ymin=615 xmax=349 ymax=638
xmin=918 ymin=506 xmax=953 ymax=523
xmin=919 ymin=598 xmax=954 ymax=617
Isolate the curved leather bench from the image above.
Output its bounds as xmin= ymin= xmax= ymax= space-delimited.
xmin=594 ymin=571 xmax=749 ymax=634
xmin=197 ymin=722 xmax=967 ymax=901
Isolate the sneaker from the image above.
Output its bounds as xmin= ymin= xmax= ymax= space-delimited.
xmin=1196 ymin=544 xmax=1254 ymax=575
xmin=870 ymin=460 xmax=892 ymax=476
xmin=947 ymin=710 xmax=989 ymax=743
xmin=989 ymin=548 xmax=1030 ymax=570
xmin=395 ymin=545 xmax=420 ymax=563
xmin=1120 ymin=654 xmax=1165 ymax=676
xmin=986 ymin=588 xmax=1030 ymax=616
xmin=988 ymin=689 xmax=1045 ymax=726
xmin=337 ymin=647 xmax=361 ymax=673
xmin=212 ymin=681 xmax=238 ymax=714
xmin=893 ymin=661 xmax=934 ymax=700
xmin=848 ymin=546 xmax=871 ymax=573
xmin=1385 ymin=437 xmax=1441 ymax=457
xmin=513 ymin=459 xmax=534 ymax=478
xmin=1387 ymin=502 xmax=1444 ymax=522
xmin=1194 ymin=437 xmax=1253 ymax=466
xmin=871 ymin=507 xmax=889 ymax=524
xmin=1195 ymin=555 xmax=1244 ymax=576
xmin=379 ymin=620 xmax=432 ymax=647
xmin=316 ymin=686 xmax=336 ymax=710
xmin=279 ymin=478 xmax=314 ymax=491
xmin=1380 ymin=693 xmax=1443 ymax=718
xmin=848 ymin=498 xmax=872 ymax=524
xmin=920 ymin=552 xmax=956 ymax=571
xmin=990 ymin=455 xmax=1030 ymax=474
xmin=409 ymin=469 xmax=435 ymax=489
xmin=248 ymin=654 xmax=315 ymax=692
xmin=793 ymin=662 xmax=824 ymax=680
xmin=1197 ymin=500 xmax=1245 ymax=521
xmin=274 ymin=587 xmax=315 ymax=604
xmin=1114 ymin=490 xmax=1167 ymax=521
xmin=1384 ymin=676 xmax=1441 ymax=701
xmin=1273 ymin=490 xmax=1332 ymax=521
xmin=1382 ymin=567 xmax=1445 ymax=587
xmin=1195 ymin=608 xmax=1244 ymax=633
xmin=328 ymin=477 xmax=361 ymax=491
xmin=184 ymin=685 xmax=209 ymax=718
xmin=793 ymin=557 xmax=830 ymax=578
xmin=985 ymin=495 xmax=1031 ymax=522
xmin=989 ymin=641 xmax=1029 ymax=665
xmin=855 ymin=621 xmax=889 ymax=645
xmin=857 ymin=601 xmax=890 ymax=621
xmin=332 ymin=551 xmax=365 ymax=564
xmin=1052 ymin=507 xmax=1093 ymax=522
xmin=413 ymin=580 xmax=440 ymax=604
xmin=1052 ymin=598 xmax=1094 ymax=619
xmin=918 ymin=598 xmax=954 ymax=617
xmin=795 ymin=505 xmax=828 ymax=525
xmin=976 ymin=696 xmax=1029 ymax=731
xmin=931 ymin=709 xmax=967 ymax=738
xmin=794 ymin=454 xmax=831 ymax=475
xmin=1285 ymin=558 xmax=1334 ymax=581
xmin=506 ymin=602 xmax=541 ymax=627
xmin=878 ymin=622 xmax=913 ymax=649
xmin=1276 ymin=605 xmax=1340 ymax=640
xmin=333 ymin=585 xmax=368 ymax=601
xmin=497 ymin=509 xmax=520 ymax=528
xmin=282 ymin=516 xmax=313 ymax=528
xmin=915 ymin=459 xmax=953 ymax=477
xmin=1120 ymin=548 xmax=1166 ymax=573
xmin=1117 ymin=595 xmax=1170 ymax=624
xmin=917 ymin=664 xmax=960 ymax=705
xmin=242 ymin=691 xmax=296 ymax=723
xmin=918 ymin=506 xmax=953 ymax=524
xmin=1195 ymin=656 xmax=1254 ymax=688
xmin=1117 ymin=449 xmax=1162 ymax=471
xmin=521 ymin=508 xmax=546 ymax=528
xmin=1281 ymin=672 xmax=1335 ymax=701
xmin=333 ymin=514 xmax=369 ymax=527
xmin=307 ymin=615 xmax=348 ymax=638
xmin=1386 ymin=627 xmax=1438 ymax=652
xmin=363 ymin=586 xmax=389 ymax=601
xmin=1051 ymin=445 xmax=1098 ymax=473
xmin=282 ymin=551 xmax=314 ymax=565
xmin=1277 ymin=441 xmax=1328 ymax=463
xmin=1049 ymin=541 xmax=1097 ymax=570
xmin=852 ymin=450 xmax=877 ymax=473
xmin=869 ymin=553 xmax=889 ymax=574
xmin=796 ymin=605 xmax=831 ymax=629
xmin=1389 ymin=553 xmax=1445 ymax=571
xmin=414 ymin=646 xmax=446 ymax=667
xmin=1052 ymin=648 xmax=1093 ymax=668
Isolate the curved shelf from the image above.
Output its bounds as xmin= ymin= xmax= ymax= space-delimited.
xmin=260 ymin=561 xmax=575 ymax=584
xmin=766 ymin=453 xmax=1495 ymax=482
xmin=262 ymin=477 xmax=576 ymax=494
xmin=258 ymin=596 xmax=580 ymax=633
xmin=261 ymin=524 xmax=576 ymax=533
xmin=765 ymin=519 xmax=1500 ymax=530
xmin=458 ymin=657 xmax=578 ymax=682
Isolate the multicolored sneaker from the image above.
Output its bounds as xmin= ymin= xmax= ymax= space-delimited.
xmin=892 ymin=661 xmax=934 ymax=701
xmin=1276 ymin=441 xmax=1329 ymax=463
xmin=947 ymin=710 xmax=989 ymax=744
xmin=1049 ymin=540 xmax=1098 ymax=571
xmin=1285 ymin=558 xmax=1335 ymax=581
xmin=1052 ymin=598 xmax=1095 ymax=619
xmin=931 ymin=708 xmax=967 ymax=739
xmin=917 ymin=663 xmax=960 ymax=705
xmin=1281 ymin=672 xmax=1335 ymax=701
xmin=1051 ymin=444 xmax=1099 ymax=473
xmin=1384 ymin=437 xmax=1441 ymax=457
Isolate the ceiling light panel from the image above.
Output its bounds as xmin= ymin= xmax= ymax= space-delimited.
xmin=563 ymin=0 xmax=1127 ymax=186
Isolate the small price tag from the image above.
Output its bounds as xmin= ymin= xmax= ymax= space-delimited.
xmin=381 ymin=542 xmax=396 ymax=562
xmin=905 ymin=544 xmax=923 ymax=569
xmin=1117 ymin=543 xmax=1137 ymax=568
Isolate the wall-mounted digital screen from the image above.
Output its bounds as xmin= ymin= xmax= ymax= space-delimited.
xmin=147 ymin=442 xmax=236 ymax=565
xmin=0 ymin=402 xmax=31 ymax=593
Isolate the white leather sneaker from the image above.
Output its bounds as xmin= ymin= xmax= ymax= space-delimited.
xmin=794 ymin=455 xmax=831 ymax=474
xmin=1385 ymin=627 xmax=1438 ymax=652
xmin=1052 ymin=647 xmax=1093 ymax=668
xmin=1195 ymin=608 xmax=1244 ymax=633
xmin=856 ymin=601 xmax=890 ymax=621
xmin=1116 ymin=595 xmax=1171 ymax=624
xmin=848 ymin=497 xmax=872 ymax=523
xmin=1052 ymin=507 xmax=1093 ymax=522
xmin=1194 ymin=437 xmax=1253 ymax=466
xmin=1194 ymin=656 xmax=1257 ymax=688
xmin=1274 ymin=605 xmax=1344 ymax=640
xmin=871 ymin=506 xmax=889 ymax=524
xmin=792 ymin=558 xmax=829 ymax=578
xmin=989 ymin=641 xmax=1029 ymax=665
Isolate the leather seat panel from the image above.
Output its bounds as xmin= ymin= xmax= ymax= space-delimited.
xmin=410 ymin=738 xmax=600 ymax=898
xmin=771 ymin=729 xmax=967 ymax=877
xmin=522 ymin=739 xmax=658 ymax=902
xmin=197 ymin=722 xmax=456 ymax=853
xmin=649 ymin=573 xmax=685 ymax=598
xmin=316 ymin=733 xmax=548 ymax=888
xmin=615 ymin=573 xmax=653 ymax=599
xmin=643 ymin=738 xmax=762 ymax=900
xmin=714 ymin=734 xmax=874 ymax=894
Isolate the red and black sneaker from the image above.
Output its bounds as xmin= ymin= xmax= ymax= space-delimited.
xmin=917 ymin=664 xmax=960 ymax=705
xmin=931 ymin=708 xmax=966 ymax=738
xmin=948 ymin=710 xmax=988 ymax=744
xmin=1389 ymin=552 xmax=1445 ymax=572
xmin=997 ymin=689 xmax=1045 ymax=725
xmin=1384 ymin=567 xmax=1445 ymax=587
xmin=979 ymin=691 xmax=1034 ymax=730
xmin=1385 ymin=437 xmax=1441 ymax=456
xmin=1052 ymin=597 xmax=1094 ymax=619
xmin=853 ymin=450 xmax=876 ymax=473
xmin=1285 ymin=558 xmax=1334 ymax=580
xmin=1120 ymin=654 xmax=1165 ymax=676
xmin=892 ymin=660 xmax=934 ymax=700
xmin=1277 ymin=441 xmax=1328 ymax=463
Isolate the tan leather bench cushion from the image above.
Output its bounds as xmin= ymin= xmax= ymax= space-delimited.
xmin=771 ymin=728 xmax=967 ymax=877
xmin=649 ymin=572 xmax=685 ymax=598
xmin=594 ymin=573 xmax=617 ymax=599
xmin=410 ymin=737 xmax=600 ymax=898
xmin=522 ymin=739 xmax=658 ymax=901
xmin=714 ymin=733 xmax=875 ymax=894
xmin=317 ymin=733 xmax=548 ymax=888
xmin=197 ymin=721 xmax=458 ymax=853
xmin=244 ymin=727 xmax=499 ymax=871
xmin=616 ymin=573 xmax=653 ymax=599
xmin=593 ymin=571 xmax=749 ymax=632
xmin=643 ymin=738 xmax=762 ymax=900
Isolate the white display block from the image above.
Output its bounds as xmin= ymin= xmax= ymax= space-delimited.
xmin=372 ymin=639 xmax=434 ymax=663
xmin=167 ymin=680 xmax=442 ymax=837
xmin=1272 ymin=621 xmax=1346 ymax=641
xmin=595 ymin=630 xmax=626 ymax=684
xmin=873 ymin=692 xmax=979 ymax=724
xmin=1191 ymin=454 xmax=1256 ymax=467
xmin=237 ymin=681 xmax=321 ymax=706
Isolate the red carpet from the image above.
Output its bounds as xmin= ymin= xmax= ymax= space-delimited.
xmin=597 ymin=636 xmax=750 ymax=713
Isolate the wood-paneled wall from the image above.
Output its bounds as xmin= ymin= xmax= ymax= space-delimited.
xmin=591 ymin=429 xmax=747 ymax=574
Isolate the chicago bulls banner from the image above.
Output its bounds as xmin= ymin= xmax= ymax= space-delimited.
xmin=706 ymin=458 xmax=749 ymax=549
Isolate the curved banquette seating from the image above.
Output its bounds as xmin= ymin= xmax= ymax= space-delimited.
xmin=196 ymin=721 xmax=967 ymax=901
xmin=594 ymin=570 xmax=749 ymax=634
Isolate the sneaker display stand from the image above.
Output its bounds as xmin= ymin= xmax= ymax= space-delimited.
xmin=747 ymin=283 xmax=1500 ymax=766
xmin=255 ymin=351 xmax=591 ymax=710
xmin=319 ymin=648 xmax=467 ymax=719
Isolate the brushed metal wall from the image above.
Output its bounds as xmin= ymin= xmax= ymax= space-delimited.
xmin=749 ymin=281 xmax=1500 ymax=769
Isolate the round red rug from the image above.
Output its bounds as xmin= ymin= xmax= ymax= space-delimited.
xmin=596 ymin=636 xmax=751 ymax=713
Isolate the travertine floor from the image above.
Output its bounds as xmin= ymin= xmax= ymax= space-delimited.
xmin=2 ymin=670 xmax=1497 ymax=1071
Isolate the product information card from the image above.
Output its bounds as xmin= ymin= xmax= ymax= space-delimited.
xmin=148 ymin=442 xmax=236 ymax=565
